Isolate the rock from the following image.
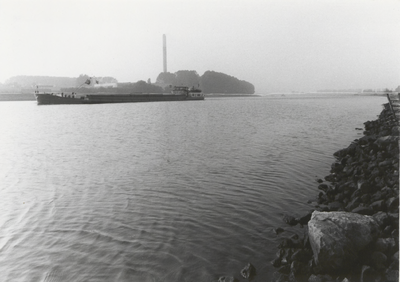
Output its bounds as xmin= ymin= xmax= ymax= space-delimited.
xmin=385 ymin=270 xmax=399 ymax=282
xmin=379 ymin=160 xmax=392 ymax=167
xmin=358 ymin=180 xmax=374 ymax=193
xmin=373 ymin=238 xmax=396 ymax=253
xmin=370 ymin=191 xmax=383 ymax=202
xmin=334 ymin=192 xmax=345 ymax=202
xmin=291 ymin=249 xmax=312 ymax=263
xmin=360 ymin=265 xmax=380 ymax=282
xmin=308 ymin=274 xmax=322 ymax=282
xmin=324 ymin=174 xmax=337 ymax=182
xmin=370 ymin=200 xmax=385 ymax=211
xmin=375 ymin=135 xmax=399 ymax=147
xmin=218 ymin=276 xmax=236 ymax=282
xmin=283 ymin=214 xmax=298 ymax=226
xmin=308 ymin=211 xmax=380 ymax=272
xmin=360 ymin=193 xmax=371 ymax=204
xmin=297 ymin=212 xmax=313 ymax=225
xmin=318 ymin=184 xmax=329 ymax=192
xmin=370 ymin=251 xmax=387 ymax=270
xmin=272 ymin=272 xmax=289 ymax=282
xmin=271 ymin=257 xmax=281 ymax=267
xmin=386 ymin=196 xmax=399 ymax=211
xmin=290 ymin=260 xmax=308 ymax=276
xmin=273 ymin=227 xmax=285 ymax=235
xmin=240 ymin=263 xmax=255 ymax=279
xmin=277 ymin=264 xmax=290 ymax=274
xmin=345 ymin=197 xmax=360 ymax=211
xmin=383 ymin=225 xmax=393 ymax=235
xmin=392 ymin=251 xmax=399 ymax=262
xmin=278 ymin=238 xmax=298 ymax=249
xmin=331 ymin=162 xmax=343 ymax=173
xmin=308 ymin=274 xmax=333 ymax=282
xmin=351 ymin=206 xmax=374 ymax=215
xmin=328 ymin=201 xmax=343 ymax=211
xmin=372 ymin=211 xmax=390 ymax=227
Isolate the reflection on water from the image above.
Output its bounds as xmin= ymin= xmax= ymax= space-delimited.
xmin=0 ymin=95 xmax=385 ymax=281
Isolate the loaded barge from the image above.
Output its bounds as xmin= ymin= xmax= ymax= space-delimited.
xmin=35 ymin=86 xmax=204 ymax=105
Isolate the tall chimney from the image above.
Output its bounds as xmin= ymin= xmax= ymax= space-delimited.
xmin=163 ymin=34 xmax=167 ymax=73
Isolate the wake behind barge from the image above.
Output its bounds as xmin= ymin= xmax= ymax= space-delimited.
xmin=35 ymin=86 xmax=204 ymax=105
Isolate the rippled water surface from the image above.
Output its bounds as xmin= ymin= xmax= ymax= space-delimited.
xmin=0 ymin=94 xmax=386 ymax=281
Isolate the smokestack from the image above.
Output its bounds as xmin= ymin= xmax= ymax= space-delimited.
xmin=163 ymin=34 xmax=167 ymax=73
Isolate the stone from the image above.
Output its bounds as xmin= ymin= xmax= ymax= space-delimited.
xmin=351 ymin=206 xmax=374 ymax=215
xmin=331 ymin=162 xmax=343 ymax=173
xmin=375 ymin=136 xmax=399 ymax=147
xmin=297 ymin=211 xmax=313 ymax=225
xmin=357 ymin=180 xmax=372 ymax=193
xmin=273 ymin=227 xmax=285 ymax=235
xmin=318 ymin=184 xmax=329 ymax=192
xmin=272 ymin=272 xmax=289 ymax=282
xmin=345 ymin=197 xmax=360 ymax=211
xmin=290 ymin=260 xmax=308 ymax=276
xmin=386 ymin=196 xmax=399 ymax=211
xmin=308 ymin=274 xmax=322 ymax=282
xmin=370 ymin=200 xmax=385 ymax=211
xmin=308 ymin=211 xmax=380 ymax=272
xmin=271 ymin=257 xmax=281 ymax=267
xmin=291 ymin=249 xmax=312 ymax=263
xmin=277 ymin=264 xmax=290 ymax=274
xmin=385 ymin=270 xmax=399 ymax=282
xmin=373 ymin=238 xmax=396 ymax=253
xmin=279 ymin=238 xmax=298 ymax=249
xmin=370 ymin=191 xmax=383 ymax=202
xmin=370 ymin=251 xmax=387 ymax=270
xmin=372 ymin=211 xmax=390 ymax=227
xmin=360 ymin=265 xmax=380 ymax=282
xmin=383 ymin=225 xmax=393 ymax=235
xmin=218 ymin=276 xmax=236 ymax=282
xmin=360 ymin=193 xmax=371 ymax=204
xmin=324 ymin=174 xmax=337 ymax=182
xmin=334 ymin=193 xmax=345 ymax=202
xmin=240 ymin=263 xmax=255 ymax=279
xmin=328 ymin=201 xmax=343 ymax=211
xmin=283 ymin=214 xmax=298 ymax=226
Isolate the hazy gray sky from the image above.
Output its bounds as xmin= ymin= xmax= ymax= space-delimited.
xmin=0 ymin=0 xmax=399 ymax=93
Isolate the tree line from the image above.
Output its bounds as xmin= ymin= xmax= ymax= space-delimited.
xmin=156 ymin=70 xmax=255 ymax=94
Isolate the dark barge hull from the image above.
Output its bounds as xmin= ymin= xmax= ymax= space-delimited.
xmin=35 ymin=93 xmax=204 ymax=105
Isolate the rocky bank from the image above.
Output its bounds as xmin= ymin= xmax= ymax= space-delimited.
xmin=272 ymin=102 xmax=399 ymax=282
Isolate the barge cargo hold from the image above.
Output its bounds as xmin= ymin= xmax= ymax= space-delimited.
xmin=35 ymin=86 xmax=204 ymax=105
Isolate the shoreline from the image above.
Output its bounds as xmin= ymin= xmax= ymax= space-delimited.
xmin=271 ymin=100 xmax=399 ymax=282
xmin=0 ymin=93 xmax=35 ymax=101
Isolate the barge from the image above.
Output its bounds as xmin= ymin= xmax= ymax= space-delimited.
xmin=35 ymin=86 xmax=204 ymax=105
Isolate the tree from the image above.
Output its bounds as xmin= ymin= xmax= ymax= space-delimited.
xmin=200 ymin=71 xmax=254 ymax=94
xmin=175 ymin=70 xmax=200 ymax=87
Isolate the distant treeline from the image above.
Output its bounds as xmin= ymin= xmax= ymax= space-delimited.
xmin=5 ymin=75 xmax=77 ymax=88
xmin=3 ymin=71 xmax=255 ymax=94
xmin=156 ymin=70 xmax=255 ymax=94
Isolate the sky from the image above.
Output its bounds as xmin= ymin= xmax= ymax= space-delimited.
xmin=0 ymin=0 xmax=399 ymax=93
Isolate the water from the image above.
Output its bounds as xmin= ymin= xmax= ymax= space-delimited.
xmin=0 ymin=94 xmax=386 ymax=281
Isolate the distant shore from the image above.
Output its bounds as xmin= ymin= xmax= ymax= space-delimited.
xmin=0 ymin=93 xmax=35 ymax=101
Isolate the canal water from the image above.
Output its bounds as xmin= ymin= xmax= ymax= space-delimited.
xmin=0 ymin=94 xmax=386 ymax=281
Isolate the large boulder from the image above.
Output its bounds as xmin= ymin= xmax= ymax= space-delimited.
xmin=308 ymin=211 xmax=381 ymax=273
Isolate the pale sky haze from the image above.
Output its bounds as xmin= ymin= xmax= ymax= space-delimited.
xmin=0 ymin=0 xmax=399 ymax=93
